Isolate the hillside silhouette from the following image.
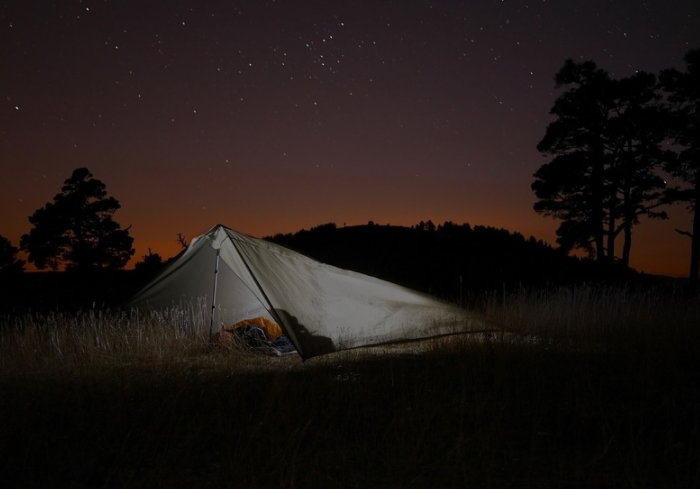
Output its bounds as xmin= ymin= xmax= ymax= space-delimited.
xmin=2 ymin=220 xmax=647 ymax=314
xmin=267 ymin=221 xmax=641 ymax=302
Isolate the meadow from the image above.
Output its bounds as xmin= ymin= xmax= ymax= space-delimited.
xmin=1 ymin=284 xmax=699 ymax=488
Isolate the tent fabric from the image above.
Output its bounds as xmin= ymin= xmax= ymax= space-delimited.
xmin=128 ymin=224 xmax=489 ymax=359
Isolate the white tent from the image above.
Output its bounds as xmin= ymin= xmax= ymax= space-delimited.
xmin=128 ymin=224 xmax=489 ymax=359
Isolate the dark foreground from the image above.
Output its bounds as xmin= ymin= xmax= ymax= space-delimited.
xmin=1 ymin=338 xmax=698 ymax=489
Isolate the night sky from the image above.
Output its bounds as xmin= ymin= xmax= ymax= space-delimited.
xmin=2 ymin=1 xmax=699 ymax=276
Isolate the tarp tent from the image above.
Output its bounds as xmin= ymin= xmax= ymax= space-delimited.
xmin=128 ymin=224 xmax=488 ymax=359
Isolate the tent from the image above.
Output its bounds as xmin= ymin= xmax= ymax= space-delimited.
xmin=128 ymin=224 xmax=489 ymax=359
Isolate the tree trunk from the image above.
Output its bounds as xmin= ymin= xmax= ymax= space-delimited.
xmin=689 ymin=171 xmax=700 ymax=290
xmin=605 ymin=158 xmax=618 ymax=266
xmin=620 ymin=166 xmax=632 ymax=268
xmin=592 ymin=151 xmax=607 ymax=262
xmin=606 ymin=209 xmax=616 ymax=265
xmin=621 ymin=222 xmax=632 ymax=267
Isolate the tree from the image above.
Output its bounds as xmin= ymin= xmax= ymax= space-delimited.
xmin=134 ymin=248 xmax=164 ymax=277
xmin=533 ymin=60 xmax=614 ymax=260
xmin=660 ymin=48 xmax=700 ymax=288
xmin=533 ymin=59 xmax=669 ymax=266
xmin=176 ymin=233 xmax=188 ymax=249
xmin=0 ymin=234 xmax=25 ymax=273
xmin=607 ymin=72 xmax=670 ymax=266
xmin=20 ymin=168 xmax=135 ymax=271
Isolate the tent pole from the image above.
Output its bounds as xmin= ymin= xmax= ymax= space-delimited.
xmin=209 ymin=249 xmax=221 ymax=337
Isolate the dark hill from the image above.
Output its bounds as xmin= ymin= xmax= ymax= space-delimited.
xmin=1 ymin=221 xmax=646 ymax=313
xmin=267 ymin=221 xmax=640 ymax=301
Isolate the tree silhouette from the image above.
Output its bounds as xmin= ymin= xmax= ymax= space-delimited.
xmin=20 ymin=168 xmax=134 ymax=271
xmin=176 ymin=233 xmax=188 ymax=249
xmin=533 ymin=59 xmax=669 ymax=266
xmin=134 ymin=248 xmax=164 ymax=277
xmin=0 ymin=234 xmax=25 ymax=273
xmin=660 ymin=48 xmax=700 ymax=288
xmin=607 ymin=72 xmax=670 ymax=266
xmin=533 ymin=60 xmax=614 ymax=259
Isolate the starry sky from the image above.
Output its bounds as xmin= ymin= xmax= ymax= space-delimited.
xmin=2 ymin=0 xmax=699 ymax=276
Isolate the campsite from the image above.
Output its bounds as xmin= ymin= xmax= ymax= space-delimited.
xmin=2 ymin=0 xmax=699 ymax=484
xmin=1 ymin=224 xmax=699 ymax=488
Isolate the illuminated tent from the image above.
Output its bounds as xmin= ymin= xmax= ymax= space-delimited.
xmin=128 ymin=224 xmax=488 ymax=359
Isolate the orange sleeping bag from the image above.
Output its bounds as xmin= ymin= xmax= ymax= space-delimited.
xmin=223 ymin=316 xmax=283 ymax=340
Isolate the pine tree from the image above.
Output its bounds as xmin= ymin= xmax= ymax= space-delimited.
xmin=533 ymin=59 xmax=669 ymax=266
xmin=660 ymin=48 xmax=700 ymax=288
xmin=20 ymin=168 xmax=134 ymax=271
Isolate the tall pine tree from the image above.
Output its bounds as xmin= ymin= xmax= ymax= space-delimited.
xmin=21 ymin=168 xmax=134 ymax=271
xmin=533 ymin=59 xmax=669 ymax=266
xmin=660 ymin=48 xmax=700 ymax=288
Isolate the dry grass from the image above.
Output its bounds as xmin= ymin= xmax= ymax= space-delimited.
xmin=0 ymin=303 xmax=298 ymax=376
xmin=483 ymin=284 xmax=699 ymax=356
xmin=1 ymin=285 xmax=699 ymax=488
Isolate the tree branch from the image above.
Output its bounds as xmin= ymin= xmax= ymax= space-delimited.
xmin=675 ymin=228 xmax=693 ymax=238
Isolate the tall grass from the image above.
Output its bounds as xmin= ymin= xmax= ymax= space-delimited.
xmin=0 ymin=301 xmax=302 ymax=381
xmin=1 ymin=285 xmax=699 ymax=488
xmin=1 ymin=306 xmax=199 ymax=374
xmin=483 ymin=284 xmax=700 ymax=357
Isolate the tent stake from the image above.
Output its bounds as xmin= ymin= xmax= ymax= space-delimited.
xmin=209 ymin=249 xmax=221 ymax=337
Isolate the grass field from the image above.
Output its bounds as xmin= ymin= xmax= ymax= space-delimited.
xmin=1 ymin=285 xmax=699 ymax=488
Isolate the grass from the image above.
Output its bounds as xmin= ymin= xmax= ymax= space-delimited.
xmin=1 ymin=285 xmax=699 ymax=488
